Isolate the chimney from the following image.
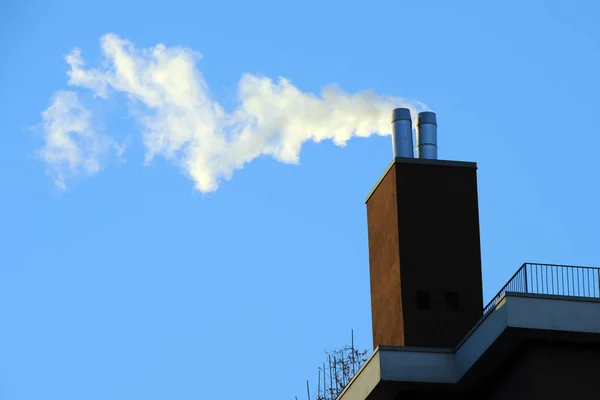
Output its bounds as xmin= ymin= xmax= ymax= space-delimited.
xmin=417 ymin=111 xmax=438 ymax=159
xmin=366 ymin=109 xmax=483 ymax=350
xmin=391 ymin=108 xmax=414 ymax=158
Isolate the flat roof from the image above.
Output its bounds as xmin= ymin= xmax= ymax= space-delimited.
xmin=338 ymin=293 xmax=600 ymax=399
xmin=365 ymin=157 xmax=478 ymax=204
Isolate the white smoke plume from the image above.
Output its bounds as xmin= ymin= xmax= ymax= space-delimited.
xmin=38 ymin=90 xmax=122 ymax=190
xmin=39 ymin=33 xmax=428 ymax=192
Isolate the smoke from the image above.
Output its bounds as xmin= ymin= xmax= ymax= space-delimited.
xmin=38 ymin=90 xmax=123 ymax=190
xmin=39 ymin=33 xmax=427 ymax=192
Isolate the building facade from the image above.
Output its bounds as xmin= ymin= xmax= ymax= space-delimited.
xmin=340 ymin=109 xmax=600 ymax=400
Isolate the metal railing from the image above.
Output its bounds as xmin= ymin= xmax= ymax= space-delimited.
xmin=483 ymin=263 xmax=600 ymax=315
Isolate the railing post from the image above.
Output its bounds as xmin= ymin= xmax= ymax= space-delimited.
xmin=523 ymin=264 xmax=528 ymax=294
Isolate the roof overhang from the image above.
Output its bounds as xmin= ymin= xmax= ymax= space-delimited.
xmin=339 ymin=293 xmax=600 ymax=399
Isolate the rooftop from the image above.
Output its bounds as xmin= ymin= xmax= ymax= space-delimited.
xmin=338 ymin=263 xmax=600 ymax=399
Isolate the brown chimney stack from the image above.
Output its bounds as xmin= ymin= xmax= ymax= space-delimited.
xmin=366 ymin=111 xmax=483 ymax=349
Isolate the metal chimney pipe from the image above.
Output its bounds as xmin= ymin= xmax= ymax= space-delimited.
xmin=417 ymin=111 xmax=437 ymax=159
xmin=392 ymin=108 xmax=414 ymax=158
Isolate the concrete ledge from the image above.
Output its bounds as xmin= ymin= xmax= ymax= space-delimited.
xmin=338 ymin=293 xmax=600 ymax=399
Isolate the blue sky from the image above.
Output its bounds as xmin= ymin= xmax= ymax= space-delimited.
xmin=1 ymin=0 xmax=600 ymax=399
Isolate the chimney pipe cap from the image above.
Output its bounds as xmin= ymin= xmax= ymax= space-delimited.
xmin=392 ymin=108 xmax=412 ymax=123
xmin=418 ymin=111 xmax=437 ymax=126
